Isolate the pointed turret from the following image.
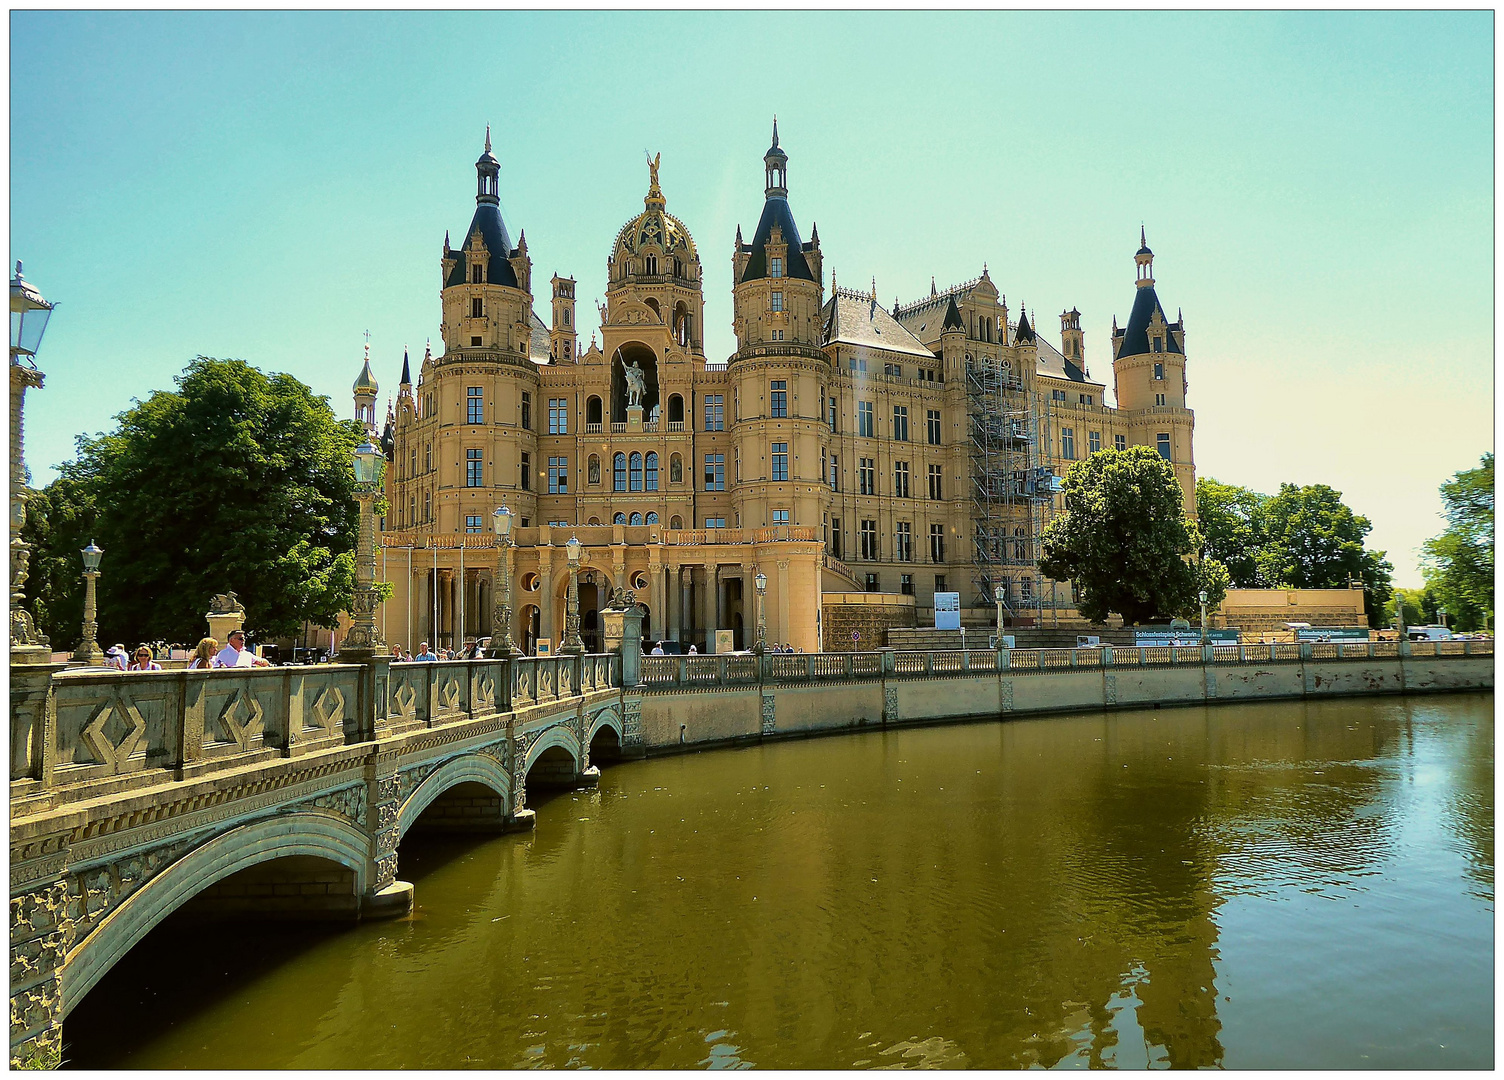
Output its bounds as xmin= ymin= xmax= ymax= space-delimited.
xmin=399 ymin=349 xmax=412 ymax=387
xmin=942 ymin=294 xmax=964 ymax=332
xmin=1014 ymin=305 xmax=1036 ymax=345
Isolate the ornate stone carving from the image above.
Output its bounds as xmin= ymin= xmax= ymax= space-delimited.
xmin=377 ymin=774 xmax=400 ymax=803
xmin=378 ymin=801 xmax=398 ymax=831
xmin=10 ymin=981 xmax=58 ymax=1040
xmin=473 ymin=673 xmax=495 ymax=711
xmin=10 ymin=929 xmax=65 ymax=983
xmin=208 ymin=592 xmax=245 ymax=615
xmin=391 ymin=682 xmax=418 ymax=724
xmin=310 ymin=685 xmax=345 ymax=731
xmin=293 ymin=784 xmax=368 ymax=828
xmin=623 ymin=698 xmax=643 ymax=747
xmin=80 ymin=694 xmax=148 ymax=769
xmin=374 ymin=853 xmax=398 ymax=890
xmin=437 ymin=677 xmax=462 ymax=713
xmin=10 ymin=881 xmax=68 ymax=943
xmin=883 ymin=686 xmax=898 ymax=722
xmin=761 ymin=694 xmax=776 ymax=735
xmin=397 ymin=761 xmax=442 ymax=806
xmin=1103 ymin=675 xmax=1116 ymax=707
xmin=1000 ymin=679 xmax=1014 ymax=712
xmin=212 ymin=689 xmax=265 ymax=750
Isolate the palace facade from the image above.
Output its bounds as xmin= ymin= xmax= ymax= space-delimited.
xmin=365 ymin=124 xmax=1195 ymax=654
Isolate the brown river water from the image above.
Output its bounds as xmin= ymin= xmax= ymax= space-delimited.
xmin=63 ymin=692 xmax=1493 ymax=1069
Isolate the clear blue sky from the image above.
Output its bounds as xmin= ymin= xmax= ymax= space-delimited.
xmin=11 ymin=11 xmax=1493 ymax=586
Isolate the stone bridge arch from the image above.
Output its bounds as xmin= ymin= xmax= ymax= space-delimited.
xmin=586 ymin=706 xmax=624 ymax=764
xmin=398 ymin=753 xmax=512 ymax=839
xmin=61 ymin=811 xmax=371 ymax=1019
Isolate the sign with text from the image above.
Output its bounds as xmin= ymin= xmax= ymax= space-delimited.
xmin=934 ymin=592 xmax=961 ymax=630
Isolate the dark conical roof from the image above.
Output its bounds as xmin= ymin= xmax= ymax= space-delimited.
xmin=740 ymin=197 xmax=814 ymax=283
xmin=446 ymin=202 xmax=520 ymax=289
xmin=399 ymin=349 xmax=412 ymax=386
xmin=942 ymin=295 xmax=964 ymax=332
xmin=1118 ymin=285 xmax=1181 ymax=358
xmin=1014 ymin=307 xmax=1035 ymax=344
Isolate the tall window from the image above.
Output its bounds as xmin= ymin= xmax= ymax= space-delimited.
xmin=1115 ymin=434 xmax=1127 ymax=451
xmin=829 ymin=453 xmax=839 ymax=491
xmin=900 ymin=573 xmax=914 ymax=596
xmin=865 ymin=572 xmax=880 ymax=592
xmin=830 ymin=517 xmax=842 ymax=558
xmin=424 ymin=491 xmax=431 ymax=521
xmin=772 ymin=509 xmax=789 ymax=525
xmin=1154 ymin=363 xmax=1164 ymax=380
xmin=466 ymin=515 xmax=483 ymax=533
xmin=1013 ymin=527 xmax=1028 ymax=561
xmin=860 ymin=519 xmax=878 ymax=560
xmin=548 ymin=398 xmax=568 ymax=434
xmin=1157 ymin=432 xmax=1172 ymax=460
xmin=466 ymin=448 xmax=483 ymax=487
xmin=425 ymin=443 xmax=432 ymax=472
xmin=858 ymin=401 xmax=874 ymax=437
xmin=895 ymin=521 xmax=913 ymax=562
xmin=770 ymin=380 xmax=787 ymax=417
xmin=930 ymin=523 xmax=945 ymax=563
xmin=770 ymin=256 xmax=783 ymax=278
xmin=1155 ymin=393 xmax=1166 ymax=406
xmin=644 ymin=255 xmax=658 ymax=275
xmin=520 ymin=451 xmax=531 ymax=490
xmin=893 ymin=405 xmax=909 ymax=441
xmin=548 ymin=456 xmax=568 ymax=494
xmin=629 ymin=452 xmax=644 ymax=492
xmin=704 ymin=394 xmax=724 ymax=431
xmin=520 ymin=391 xmax=531 ymax=430
xmin=471 ymin=297 xmax=483 ymax=318
xmin=771 ymin=442 xmax=789 ymax=481
xmin=928 ymin=463 xmax=943 ymax=500
xmin=828 ymin=396 xmax=838 ymax=431
xmin=614 ymin=452 xmax=627 ymax=491
xmin=893 ymin=460 xmax=910 ymax=498
xmin=645 ymin=452 xmax=659 ymax=491
xmin=859 ymin=457 xmax=875 ymax=495
xmin=705 ymin=517 xmax=726 ymax=529
xmin=467 ymin=386 xmax=484 ymax=424
xmin=704 ymin=453 xmax=725 ymax=490
xmin=1061 ymin=427 xmax=1075 ymax=460
xmin=771 ymin=291 xmax=784 ymax=312
xmin=472 ymin=265 xmax=483 ymax=284
xmin=927 ymin=409 xmax=942 ymax=445
xmin=1089 ymin=431 xmax=1102 ymax=455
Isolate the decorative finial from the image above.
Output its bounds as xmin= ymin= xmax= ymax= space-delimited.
xmin=930 ymin=276 xmax=937 ymax=296
xmin=771 ymin=115 xmax=779 ymax=148
xmin=13 ymin=260 xmax=21 ymax=278
xmin=646 ymin=150 xmax=661 ymax=195
xmin=485 ymin=124 xmax=492 ymax=153
xmin=362 ymin=329 xmax=370 ymax=360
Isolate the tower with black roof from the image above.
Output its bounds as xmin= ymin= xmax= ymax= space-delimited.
xmin=1111 ymin=228 xmax=1195 ymax=511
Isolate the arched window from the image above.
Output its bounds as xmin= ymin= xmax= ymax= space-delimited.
xmin=614 ymin=453 xmax=627 ymax=492
xmin=644 ymin=297 xmax=660 ymax=317
xmin=629 ymin=452 xmax=644 ymax=492
xmin=645 ymin=452 xmax=659 ymax=491
xmin=586 ymin=396 xmax=603 ymax=426
xmin=587 ymin=455 xmax=601 ymax=485
xmin=670 ymin=515 xmax=683 ymax=529
xmin=646 ymin=511 xmax=659 ymax=525
xmin=613 ymin=512 xmax=627 ymax=525
xmin=563 ymin=308 xmax=571 ymax=327
xmin=629 ymin=512 xmax=644 ymax=526
xmin=644 ymin=255 xmax=658 ymax=276
xmin=587 ymin=517 xmax=602 ymax=525
xmin=667 ymin=394 xmax=684 ymax=423
xmin=669 ymin=453 xmax=683 ymax=483
xmin=673 ymin=257 xmax=683 ymax=278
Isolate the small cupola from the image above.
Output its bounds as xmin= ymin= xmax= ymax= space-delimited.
xmin=764 ymin=117 xmax=788 ymax=197
xmin=476 ymin=125 xmax=500 ymax=206
xmin=1136 ymin=225 xmax=1154 ymax=288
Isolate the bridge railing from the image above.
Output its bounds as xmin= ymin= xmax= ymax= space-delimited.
xmin=15 ymin=653 xmax=622 ymax=799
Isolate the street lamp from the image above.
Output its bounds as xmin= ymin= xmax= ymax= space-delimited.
xmin=561 ymin=535 xmax=585 ymax=654
xmin=487 ymin=505 xmax=521 ymax=657
xmin=994 ymin=583 xmax=1007 ymax=648
xmin=753 ymin=571 xmax=768 ymax=656
xmin=74 ymin=541 xmax=104 ymax=664
xmin=10 ymin=261 xmax=55 ymax=665
xmin=338 ymin=440 xmax=384 ymax=658
xmin=1199 ymin=588 xmax=1209 ymax=644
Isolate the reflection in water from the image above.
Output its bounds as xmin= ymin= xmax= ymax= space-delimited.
xmin=63 ymin=693 xmax=1493 ymax=1069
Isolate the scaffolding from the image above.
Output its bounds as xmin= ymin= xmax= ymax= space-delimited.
xmin=967 ymin=357 xmax=1052 ymax=622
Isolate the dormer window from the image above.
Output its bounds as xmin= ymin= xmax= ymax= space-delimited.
xmin=1154 ymin=363 xmax=1164 ymax=380
xmin=771 ymin=291 xmax=784 ymax=312
xmin=771 ymin=256 xmax=783 ymax=278
xmin=1152 ymin=337 xmax=1162 ymax=353
xmin=471 ymin=264 xmax=484 ymax=284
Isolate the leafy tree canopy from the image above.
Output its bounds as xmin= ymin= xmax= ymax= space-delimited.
xmin=1039 ymin=447 xmax=1227 ymax=625
xmin=24 ymin=357 xmax=363 ymax=644
xmin=1255 ymin=482 xmax=1393 ymax=628
xmin=1195 ymin=477 xmax=1267 ymax=588
xmin=1421 ymin=453 xmax=1493 ymax=631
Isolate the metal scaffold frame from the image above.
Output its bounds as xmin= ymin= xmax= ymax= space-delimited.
xmin=967 ymin=356 xmax=1051 ymax=621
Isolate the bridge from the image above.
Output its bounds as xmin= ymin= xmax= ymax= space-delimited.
xmin=9 ymin=636 xmax=1492 ymax=1064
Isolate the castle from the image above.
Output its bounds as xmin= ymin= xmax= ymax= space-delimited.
xmin=360 ymin=124 xmax=1195 ymax=654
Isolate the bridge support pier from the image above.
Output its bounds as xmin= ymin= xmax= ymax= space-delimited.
xmin=361 ymin=880 xmax=414 ymax=919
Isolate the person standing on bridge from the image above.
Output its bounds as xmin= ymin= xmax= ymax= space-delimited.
xmin=214 ymin=629 xmax=271 ymax=668
xmin=415 ymin=641 xmax=438 ymax=661
xmin=128 ymin=646 xmax=162 ymax=671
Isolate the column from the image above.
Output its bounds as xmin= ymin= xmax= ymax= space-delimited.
xmin=777 ymin=558 xmax=791 ymax=646
xmin=741 ymin=561 xmax=756 ymax=651
xmin=680 ymin=565 xmax=693 ymax=646
xmin=649 ymin=549 xmax=666 ymax=643
xmin=539 ymin=551 xmax=555 ymax=646
xmin=666 ymin=559 xmax=680 ymax=643
xmin=712 ymin=564 xmax=723 ymax=633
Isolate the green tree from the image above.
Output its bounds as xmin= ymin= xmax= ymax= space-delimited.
xmin=20 ymin=473 xmax=97 ymax=650
xmin=1040 ymin=446 xmax=1227 ymax=625
xmin=1255 ymin=483 xmax=1393 ymax=628
xmin=1421 ymin=453 xmax=1493 ymax=631
xmin=1194 ymin=477 xmax=1267 ymax=587
xmin=1387 ymin=585 xmax=1439 ymax=629
xmin=24 ymin=357 xmax=362 ymax=644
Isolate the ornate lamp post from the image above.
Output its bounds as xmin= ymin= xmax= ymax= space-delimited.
xmin=1199 ymin=588 xmax=1209 ymax=644
xmin=561 ymin=535 xmax=585 ymax=654
xmin=994 ymin=583 xmax=1007 ymax=648
xmin=487 ymin=505 xmax=521 ymax=657
xmin=74 ymin=540 xmax=104 ymax=664
xmin=10 ymin=262 xmax=55 ymax=665
xmin=338 ymin=441 xmax=384 ymax=658
xmin=753 ymin=571 xmax=768 ymax=655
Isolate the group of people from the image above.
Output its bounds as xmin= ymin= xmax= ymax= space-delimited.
xmin=391 ymin=640 xmax=488 ymax=662
xmin=100 ymin=643 xmax=165 ymax=671
xmin=186 ymin=630 xmax=272 ymax=668
xmin=646 ymin=641 xmax=804 ymax=655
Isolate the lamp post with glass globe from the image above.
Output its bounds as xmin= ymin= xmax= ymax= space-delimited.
xmin=488 ymin=505 xmax=522 ymax=657
xmin=994 ymin=583 xmax=1007 ymax=648
xmin=73 ymin=541 xmax=105 ymax=664
xmin=338 ymin=441 xmax=384 ymax=659
xmin=11 ymin=261 xmax=55 ymax=665
xmin=753 ymin=571 xmax=768 ymax=656
xmin=561 ymin=535 xmax=585 ymax=654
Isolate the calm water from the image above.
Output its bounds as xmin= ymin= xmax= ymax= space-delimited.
xmin=65 ymin=693 xmax=1493 ymax=1069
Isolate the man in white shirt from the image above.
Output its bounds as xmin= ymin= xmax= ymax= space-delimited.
xmin=214 ymin=629 xmax=271 ymax=668
xmin=650 ymin=642 xmax=665 ymax=655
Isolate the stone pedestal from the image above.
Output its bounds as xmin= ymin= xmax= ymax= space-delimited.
xmin=361 ymin=880 xmax=413 ymax=919
xmin=627 ymin=404 xmax=644 ymax=432
xmin=207 ymin=609 xmax=245 ymax=645
xmin=601 ymin=604 xmax=643 ymax=686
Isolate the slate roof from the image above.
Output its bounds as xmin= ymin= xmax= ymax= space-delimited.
xmin=528 ymin=309 xmax=550 ymax=363
xmin=1115 ymin=284 xmax=1182 ymax=358
xmin=1033 ymin=332 xmax=1093 ymax=384
xmin=739 ymin=197 xmax=815 ymax=283
xmin=942 ymin=295 xmax=964 ymax=331
xmin=445 ymin=202 xmax=520 ymax=290
xmin=821 ymin=288 xmax=936 ymax=360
